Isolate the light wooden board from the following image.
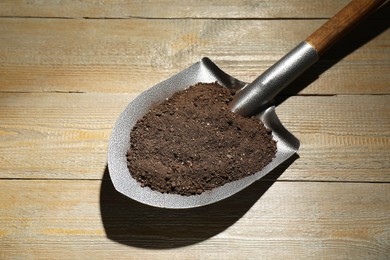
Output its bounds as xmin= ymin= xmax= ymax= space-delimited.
xmin=0 ymin=0 xmax=352 ymax=19
xmin=1 ymin=1 xmax=389 ymax=259
xmin=0 ymin=93 xmax=388 ymax=182
xmin=0 ymin=180 xmax=389 ymax=259
xmin=0 ymin=18 xmax=389 ymax=94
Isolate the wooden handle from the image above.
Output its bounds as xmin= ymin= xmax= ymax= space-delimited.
xmin=306 ymin=0 xmax=386 ymax=55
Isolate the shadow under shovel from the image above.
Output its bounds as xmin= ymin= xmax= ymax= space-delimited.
xmin=100 ymin=154 xmax=297 ymax=249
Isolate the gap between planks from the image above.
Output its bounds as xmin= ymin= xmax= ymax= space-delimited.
xmin=0 ymin=178 xmax=388 ymax=184
xmin=0 ymin=15 xmax=331 ymax=20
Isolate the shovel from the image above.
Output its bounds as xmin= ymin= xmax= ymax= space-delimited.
xmin=108 ymin=0 xmax=386 ymax=208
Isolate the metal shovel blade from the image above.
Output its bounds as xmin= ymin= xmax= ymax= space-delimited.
xmin=108 ymin=57 xmax=299 ymax=209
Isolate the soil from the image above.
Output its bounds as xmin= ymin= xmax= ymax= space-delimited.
xmin=127 ymin=82 xmax=277 ymax=196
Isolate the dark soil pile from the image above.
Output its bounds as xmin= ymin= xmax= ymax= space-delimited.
xmin=127 ymin=82 xmax=277 ymax=196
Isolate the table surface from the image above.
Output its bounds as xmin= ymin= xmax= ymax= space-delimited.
xmin=1 ymin=1 xmax=389 ymax=259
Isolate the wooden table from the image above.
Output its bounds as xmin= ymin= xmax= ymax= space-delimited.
xmin=1 ymin=1 xmax=389 ymax=259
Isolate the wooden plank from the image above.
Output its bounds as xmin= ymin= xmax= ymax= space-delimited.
xmin=0 ymin=93 xmax=389 ymax=182
xmin=275 ymin=95 xmax=390 ymax=181
xmin=0 ymin=0 xmax=352 ymax=19
xmin=0 ymin=93 xmax=131 ymax=179
xmin=0 ymin=18 xmax=388 ymax=94
xmin=0 ymin=179 xmax=389 ymax=259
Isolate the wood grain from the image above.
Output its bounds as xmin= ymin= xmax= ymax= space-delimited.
xmin=0 ymin=180 xmax=389 ymax=259
xmin=0 ymin=93 xmax=388 ymax=182
xmin=0 ymin=0 xmax=351 ymax=19
xmin=1 ymin=1 xmax=389 ymax=258
xmin=306 ymin=0 xmax=387 ymax=55
xmin=0 ymin=18 xmax=388 ymax=94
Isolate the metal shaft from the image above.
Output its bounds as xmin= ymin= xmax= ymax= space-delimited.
xmin=229 ymin=41 xmax=319 ymax=116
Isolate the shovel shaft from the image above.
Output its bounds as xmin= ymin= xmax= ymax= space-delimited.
xmin=230 ymin=0 xmax=386 ymax=116
xmin=229 ymin=42 xmax=318 ymax=116
xmin=306 ymin=0 xmax=387 ymax=55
